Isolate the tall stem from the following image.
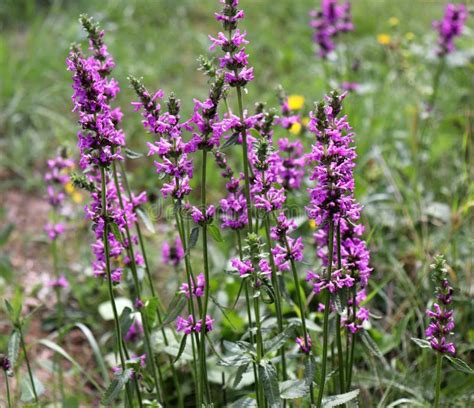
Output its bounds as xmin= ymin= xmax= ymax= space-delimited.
xmin=253 ymin=294 xmax=265 ymax=407
xmin=335 ymin=224 xmax=345 ymax=392
xmin=236 ymin=85 xmax=253 ymax=233
xmin=4 ymin=370 xmax=11 ymax=408
xmin=434 ymin=353 xmax=443 ymax=408
xmin=100 ymin=166 xmax=130 ymax=404
xmin=18 ymin=325 xmax=38 ymax=403
xmin=199 ymin=149 xmax=212 ymax=404
xmin=316 ymin=220 xmax=335 ymax=408
xmin=263 ymin=215 xmax=287 ymax=380
xmin=346 ymin=287 xmax=357 ymax=391
xmin=111 ymin=162 xmax=162 ymax=403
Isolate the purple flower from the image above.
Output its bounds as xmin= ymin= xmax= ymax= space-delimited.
xmin=162 ymin=237 xmax=185 ymax=267
xmin=0 ymin=355 xmax=11 ymax=372
xmin=48 ymin=275 xmax=69 ymax=289
xmin=272 ymin=237 xmax=304 ymax=272
xmin=310 ymin=0 xmax=354 ymax=58
xmin=124 ymin=320 xmax=144 ymax=342
xmin=210 ymin=1 xmax=253 ymax=88
xmin=180 ymin=273 xmax=206 ymax=298
xmin=176 ymin=314 xmax=214 ymax=334
xmin=433 ymin=3 xmax=468 ymax=56
xmin=191 ymin=205 xmax=216 ymax=225
xmin=296 ymin=334 xmax=312 ymax=354
xmin=44 ymin=223 xmax=65 ymax=240
xmin=425 ymin=255 xmax=456 ymax=356
xmin=273 ymin=138 xmax=305 ymax=191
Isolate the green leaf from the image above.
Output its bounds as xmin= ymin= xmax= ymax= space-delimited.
xmin=218 ymin=353 xmax=253 ymax=367
xmin=0 ymin=223 xmax=14 ymax=246
xmin=259 ymin=360 xmax=282 ymax=408
xmin=410 ymin=337 xmax=432 ymax=350
xmin=124 ymin=148 xmax=143 ymax=159
xmin=188 ymin=226 xmax=200 ymax=251
xmin=208 ymin=224 xmax=224 ymax=243
xmin=119 ymin=307 xmax=134 ymax=338
xmin=161 ymin=293 xmax=187 ymax=327
xmin=264 ymin=324 xmax=295 ymax=354
xmin=8 ymin=329 xmax=20 ymax=369
xmin=38 ymin=339 xmax=103 ymax=391
xmin=233 ymin=363 xmax=249 ymax=388
xmin=222 ymin=133 xmax=239 ymax=149
xmin=361 ymin=330 xmax=384 ymax=360
xmin=20 ymin=375 xmax=45 ymax=402
xmin=445 ymin=356 xmax=474 ymax=374
xmin=249 ymin=128 xmax=261 ymax=139
xmin=144 ymin=297 xmax=160 ymax=328
xmin=279 ymin=379 xmax=308 ymax=400
xmin=74 ymin=323 xmax=109 ymax=384
xmin=174 ymin=335 xmax=188 ymax=363
xmin=137 ymin=208 xmax=156 ymax=234
xmin=109 ymin=222 xmax=124 ymax=245
xmin=99 ymin=298 xmax=133 ymax=321
xmin=231 ymin=396 xmax=257 ymax=408
xmin=304 ymin=355 xmax=317 ymax=387
xmin=322 ymin=389 xmax=360 ymax=407
xmin=101 ymin=368 xmax=133 ymax=405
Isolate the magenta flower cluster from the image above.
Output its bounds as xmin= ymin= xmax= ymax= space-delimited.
xmin=310 ymin=0 xmax=354 ymax=58
xmin=425 ymin=256 xmax=456 ymax=356
xmin=433 ymin=3 xmax=468 ymax=57
xmin=176 ymin=315 xmax=214 ymax=334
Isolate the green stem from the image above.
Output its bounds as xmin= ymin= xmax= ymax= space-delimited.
xmin=335 ymin=224 xmax=345 ymax=392
xmin=237 ymin=231 xmax=260 ymax=404
xmin=117 ymin=162 xmax=183 ymax=407
xmin=316 ymin=220 xmax=335 ymax=408
xmin=263 ymin=215 xmax=287 ymax=381
xmin=199 ymin=149 xmax=212 ymax=404
xmin=253 ymin=294 xmax=265 ymax=407
xmin=4 ymin=370 xmax=11 ymax=408
xmin=236 ymin=85 xmax=253 ymax=233
xmin=100 ymin=166 xmax=130 ymax=403
xmin=111 ymin=163 xmax=162 ymax=403
xmin=346 ymin=287 xmax=357 ymax=391
xmin=175 ymin=209 xmax=201 ymax=407
xmin=434 ymin=353 xmax=443 ymax=408
xmin=18 ymin=325 xmax=38 ymax=403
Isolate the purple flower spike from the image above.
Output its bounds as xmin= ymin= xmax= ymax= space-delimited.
xmin=425 ymin=255 xmax=456 ymax=356
xmin=433 ymin=3 xmax=468 ymax=56
xmin=296 ymin=334 xmax=312 ymax=354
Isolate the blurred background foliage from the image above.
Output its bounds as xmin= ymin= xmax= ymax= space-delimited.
xmin=0 ymin=0 xmax=473 ymax=406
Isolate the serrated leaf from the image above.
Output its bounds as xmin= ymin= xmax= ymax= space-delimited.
xmin=124 ymin=148 xmax=143 ymax=159
xmin=101 ymin=368 xmax=133 ymax=404
xmin=218 ymin=353 xmax=253 ymax=367
xmin=233 ymin=363 xmax=249 ymax=388
xmin=188 ymin=227 xmax=199 ymax=252
xmin=361 ymin=330 xmax=384 ymax=360
xmin=322 ymin=389 xmax=360 ymax=407
xmin=332 ymin=288 xmax=348 ymax=315
xmin=445 ymin=355 xmax=474 ymax=374
xmin=119 ymin=307 xmax=133 ymax=337
xmin=8 ymin=329 xmax=20 ymax=368
xmin=279 ymin=379 xmax=308 ymax=399
xmin=410 ymin=337 xmax=432 ymax=350
xmin=137 ymin=208 xmax=156 ymax=234
xmin=161 ymin=293 xmax=187 ymax=327
xmin=259 ymin=360 xmax=282 ymax=408
xmin=260 ymin=283 xmax=275 ymax=305
xmin=231 ymin=396 xmax=257 ymax=408
xmin=144 ymin=297 xmax=160 ymax=328
xmin=208 ymin=224 xmax=224 ymax=243
xmin=264 ymin=324 xmax=295 ymax=354
xmin=109 ymin=222 xmax=124 ymax=245
xmin=20 ymin=375 xmax=45 ymax=402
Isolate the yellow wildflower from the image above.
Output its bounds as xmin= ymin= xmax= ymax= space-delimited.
xmin=65 ymin=181 xmax=75 ymax=194
xmin=388 ymin=17 xmax=399 ymax=27
xmin=377 ymin=34 xmax=391 ymax=45
xmin=72 ymin=191 xmax=83 ymax=204
xmin=287 ymin=95 xmax=305 ymax=111
xmin=289 ymin=122 xmax=302 ymax=135
xmin=405 ymin=32 xmax=415 ymax=41
xmin=309 ymin=219 xmax=317 ymax=230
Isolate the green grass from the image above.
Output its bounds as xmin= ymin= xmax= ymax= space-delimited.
xmin=1 ymin=0 xmax=473 ymax=406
